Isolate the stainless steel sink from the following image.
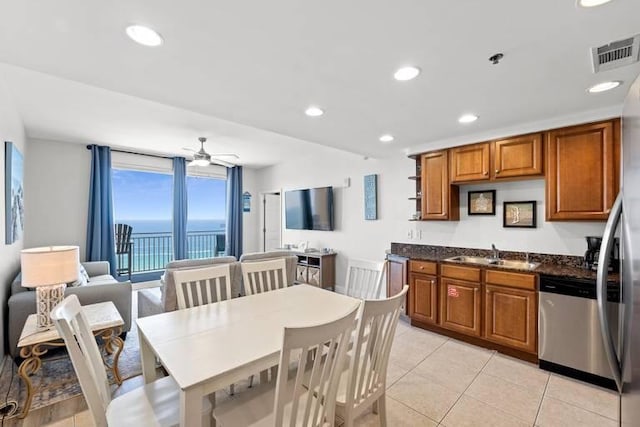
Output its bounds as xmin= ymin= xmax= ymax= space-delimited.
xmin=443 ymin=255 xmax=539 ymax=271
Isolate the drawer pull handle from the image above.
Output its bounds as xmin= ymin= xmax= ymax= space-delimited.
xmin=483 ymin=171 xmax=488 ymax=176
xmin=495 ymin=169 xmax=500 ymax=174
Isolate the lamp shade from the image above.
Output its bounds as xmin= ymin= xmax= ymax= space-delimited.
xmin=21 ymin=246 xmax=79 ymax=287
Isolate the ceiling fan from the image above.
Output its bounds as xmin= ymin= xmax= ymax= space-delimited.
xmin=183 ymin=137 xmax=239 ymax=168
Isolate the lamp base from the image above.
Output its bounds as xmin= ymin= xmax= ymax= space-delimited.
xmin=35 ymin=283 xmax=66 ymax=331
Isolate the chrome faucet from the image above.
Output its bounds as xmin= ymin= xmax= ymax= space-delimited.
xmin=491 ymin=244 xmax=499 ymax=260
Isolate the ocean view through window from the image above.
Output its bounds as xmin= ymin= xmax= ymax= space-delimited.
xmin=112 ymin=168 xmax=227 ymax=275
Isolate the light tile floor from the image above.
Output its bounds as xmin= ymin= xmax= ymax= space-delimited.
xmin=36 ymin=315 xmax=618 ymax=427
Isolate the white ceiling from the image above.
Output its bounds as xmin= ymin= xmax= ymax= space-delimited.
xmin=0 ymin=0 xmax=639 ymax=164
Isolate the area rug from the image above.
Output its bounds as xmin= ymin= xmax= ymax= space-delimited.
xmin=0 ymin=324 xmax=142 ymax=419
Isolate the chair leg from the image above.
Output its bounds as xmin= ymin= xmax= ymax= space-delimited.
xmin=376 ymin=396 xmax=387 ymax=427
xmin=249 ymin=374 xmax=254 ymax=388
xmin=229 ymin=383 xmax=234 ymax=395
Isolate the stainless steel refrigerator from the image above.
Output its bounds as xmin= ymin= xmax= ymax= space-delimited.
xmin=597 ymin=71 xmax=640 ymax=426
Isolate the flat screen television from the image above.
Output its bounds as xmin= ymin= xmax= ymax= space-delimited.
xmin=285 ymin=186 xmax=334 ymax=231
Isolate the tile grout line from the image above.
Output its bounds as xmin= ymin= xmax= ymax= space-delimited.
xmin=437 ymin=349 xmax=497 ymax=425
xmin=542 ymin=390 xmax=620 ymax=423
xmin=386 ymin=396 xmax=440 ymax=425
xmin=533 ymin=371 xmax=551 ymax=426
xmin=386 ymin=336 xmax=449 ymax=389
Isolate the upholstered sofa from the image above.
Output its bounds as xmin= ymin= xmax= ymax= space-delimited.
xmin=8 ymin=261 xmax=132 ymax=358
xmin=137 ymin=251 xmax=298 ymax=318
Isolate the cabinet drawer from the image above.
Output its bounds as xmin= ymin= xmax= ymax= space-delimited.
xmin=441 ymin=264 xmax=481 ymax=282
xmin=485 ymin=270 xmax=536 ymax=290
xmin=410 ymin=260 xmax=437 ymax=275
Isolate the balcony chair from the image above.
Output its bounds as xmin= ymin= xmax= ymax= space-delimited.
xmin=343 ymin=259 xmax=386 ymax=300
xmin=334 ymin=285 xmax=409 ymax=427
xmin=214 ymin=233 xmax=226 ymax=256
xmin=212 ymin=302 xmax=359 ymax=427
xmin=114 ymin=223 xmax=133 ymax=280
xmin=50 ymin=295 xmax=212 ymax=427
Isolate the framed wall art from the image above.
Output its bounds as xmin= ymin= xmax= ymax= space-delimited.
xmin=503 ymin=201 xmax=537 ymax=228
xmin=364 ymin=174 xmax=377 ymax=220
xmin=5 ymin=141 xmax=24 ymax=244
xmin=468 ymin=190 xmax=496 ymax=215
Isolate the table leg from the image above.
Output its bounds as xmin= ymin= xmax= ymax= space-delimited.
xmin=181 ymin=387 xmax=205 ymax=427
xmin=138 ymin=329 xmax=157 ymax=384
xmin=17 ymin=346 xmax=44 ymax=419
xmin=101 ymin=327 xmax=124 ymax=385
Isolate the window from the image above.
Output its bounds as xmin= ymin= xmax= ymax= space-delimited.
xmin=186 ymin=176 xmax=227 ymax=260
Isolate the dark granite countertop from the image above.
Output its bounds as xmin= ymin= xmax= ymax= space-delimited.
xmin=389 ymin=243 xmax=619 ymax=282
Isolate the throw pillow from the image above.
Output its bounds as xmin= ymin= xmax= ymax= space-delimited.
xmin=79 ymin=264 xmax=90 ymax=281
xmin=69 ymin=264 xmax=89 ymax=287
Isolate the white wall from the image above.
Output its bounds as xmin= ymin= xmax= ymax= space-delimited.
xmin=0 ymin=77 xmax=26 ymax=354
xmin=255 ymin=143 xmax=606 ymax=289
xmin=24 ymin=138 xmax=90 ymax=259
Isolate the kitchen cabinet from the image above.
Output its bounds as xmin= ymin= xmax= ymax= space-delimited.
xmin=546 ymin=119 xmax=620 ymax=221
xmin=449 ymin=142 xmax=491 ymax=183
xmin=493 ymin=133 xmax=543 ymax=179
xmin=387 ymin=255 xmax=408 ymax=314
xmin=439 ymin=265 xmax=482 ymax=337
xmin=421 ymin=151 xmax=459 ymax=220
xmin=409 ymin=260 xmax=438 ymax=324
xmin=484 ymin=269 xmax=537 ymax=354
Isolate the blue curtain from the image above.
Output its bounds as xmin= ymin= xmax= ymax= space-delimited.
xmin=226 ymin=166 xmax=243 ymax=258
xmin=173 ymin=157 xmax=188 ymax=260
xmin=86 ymin=145 xmax=117 ymax=276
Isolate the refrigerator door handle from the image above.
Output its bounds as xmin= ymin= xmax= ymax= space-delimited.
xmin=597 ymin=193 xmax=623 ymax=392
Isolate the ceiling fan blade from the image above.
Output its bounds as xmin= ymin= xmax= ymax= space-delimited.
xmin=210 ymin=153 xmax=240 ymax=159
xmin=182 ymin=147 xmax=196 ymax=152
xmin=210 ymin=158 xmax=235 ymax=168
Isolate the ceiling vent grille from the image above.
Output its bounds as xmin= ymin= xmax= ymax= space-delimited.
xmin=592 ymin=35 xmax=640 ymax=73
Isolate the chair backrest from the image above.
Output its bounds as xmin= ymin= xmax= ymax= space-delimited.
xmin=344 ymin=259 xmax=386 ymax=300
xmin=172 ymin=264 xmax=233 ymax=310
xmin=50 ymin=295 xmax=110 ymax=427
xmin=343 ymin=286 xmax=408 ymax=418
xmin=114 ymin=223 xmax=133 ymax=254
xmin=274 ymin=303 xmax=360 ymax=427
xmin=241 ymin=258 xmax=288 ymax=296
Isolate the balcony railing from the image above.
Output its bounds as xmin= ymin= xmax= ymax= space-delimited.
xmin=118 ymin=230 xmax=225 ymax=274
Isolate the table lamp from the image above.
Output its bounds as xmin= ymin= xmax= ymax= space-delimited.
xmin=21 ymin=246 xmax=79 ymax=331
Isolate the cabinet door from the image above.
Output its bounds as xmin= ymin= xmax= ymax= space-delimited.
xmin=307 ymin=267 xmax=320 ymax=286
xmin=546 ymin=119 xmax=620 ymax=220
xmin=449 ymin=142 xmax=490 ymax=183
xmin=484 ymin=285 xmax=537 ymax=354
xmin=421 ymin=151 xmax=459 ymax=220
xmin=387 ymin=257 xmax=407 ymax=298
xmin=296 ymin=265 xmax=308 ymax=283
xmin=493 ymin=133 xmax=543 ymax=179
xmin=439 ymin=278 xmax=482 ymax=337
xmin=410 ymin=273 xmax=438 ymax=324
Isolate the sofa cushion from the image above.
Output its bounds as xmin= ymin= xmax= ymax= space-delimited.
xmin=88 ymin=274 xmax=118 ymax=286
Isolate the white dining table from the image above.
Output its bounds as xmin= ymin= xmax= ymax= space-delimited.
xmin=136 ymin=284 xmax=361 ymax=427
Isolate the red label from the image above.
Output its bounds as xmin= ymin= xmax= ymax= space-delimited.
xmin=448 ymin=286 xmax=459 ymax=298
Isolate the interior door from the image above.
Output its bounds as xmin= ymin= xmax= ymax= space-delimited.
xmin=263 ymin=192 xmax=281 ymax=251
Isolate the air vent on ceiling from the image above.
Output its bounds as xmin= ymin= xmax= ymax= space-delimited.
xmin=592 ymin=34 xmax=640 ymax=73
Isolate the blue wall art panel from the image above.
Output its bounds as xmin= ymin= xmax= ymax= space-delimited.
xmin=364 ymin=174 xmax=377 ymax=220
xmin=5 ymin=141 xmax=24 ymax=244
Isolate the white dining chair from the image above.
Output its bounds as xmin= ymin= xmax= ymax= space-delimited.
xmin=241 ymin=258 xmax=289 ymax=296
xmin=50 ymin=295 xmax=212 ymax=427
xmin=212 ymin=302 xmax=360 ymax=427
xmin=335 ymin=285 xmax=409 ymax=427
xmin=343 ymin=259 xmax=386 ymax=300
xmin=172 ymin=264 xmax=233 ymax=310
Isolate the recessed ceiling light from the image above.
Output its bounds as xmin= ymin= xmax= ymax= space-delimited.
xmin=578 ymin=0 xmax=613 ymax=7
xmin=394 ymin=66 xmax=421 ymax=81
xmin=379 ymin=134 xmax=395 ymax=143
xmin=126 ymin=25 xmax=164 ymax=47
xmin=305 ymin=106 xmax=324 ymax=117
xmin=588 ymin=81 xmax=621 ymax=93
xmin=458 ymin=114 xmax=479 ymax=124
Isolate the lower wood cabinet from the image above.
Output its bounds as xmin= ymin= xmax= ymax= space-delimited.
xmin=409 ymin=273 xmax=438 ymax=324
xmin=484 ymin=285 xmax=537 ymax=354
xmin=439 ymin=277 xmax=482 ymax=337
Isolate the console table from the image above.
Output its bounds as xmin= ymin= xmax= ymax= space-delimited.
xmin=16 ymin=301 xmax=124 ymax=418
xmin=294 ymin=251 xmax=336 ymax=289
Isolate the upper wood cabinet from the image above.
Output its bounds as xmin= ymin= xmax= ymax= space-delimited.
xmin=493 ymin=133 xmax=543 ymax=179
xmin=546 ymin=119 xmax=620 ymax=221
xmin=421 ymin=151 xmax=459 ymax=220
xmin=449 ymin=142 xmax=490 ymax=183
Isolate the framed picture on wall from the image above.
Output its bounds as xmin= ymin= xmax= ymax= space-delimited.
xmin=5 ymin=141 xmax=24 ymax=244
xmin=503 ymin=201 xmax=537 ymax=228
xmin=468 ymin=190 xmax=496 ymax=215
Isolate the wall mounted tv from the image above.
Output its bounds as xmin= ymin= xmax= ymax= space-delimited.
xmin=285 ymin=186 xmax=334 ymax=231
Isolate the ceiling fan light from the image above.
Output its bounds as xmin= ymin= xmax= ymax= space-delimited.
xmin=191 ymin=159 xmax=210 ymax=167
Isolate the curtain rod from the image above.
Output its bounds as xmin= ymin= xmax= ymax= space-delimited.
xmin=86 ymin=145 xmax=177 ymax=160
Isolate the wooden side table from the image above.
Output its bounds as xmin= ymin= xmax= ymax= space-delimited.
xmin=16 ymin=301 xmax=125 ymax=419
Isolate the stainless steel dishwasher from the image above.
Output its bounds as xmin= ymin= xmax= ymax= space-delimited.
xmin=538 ymin=274 xmax=620 ymax=390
